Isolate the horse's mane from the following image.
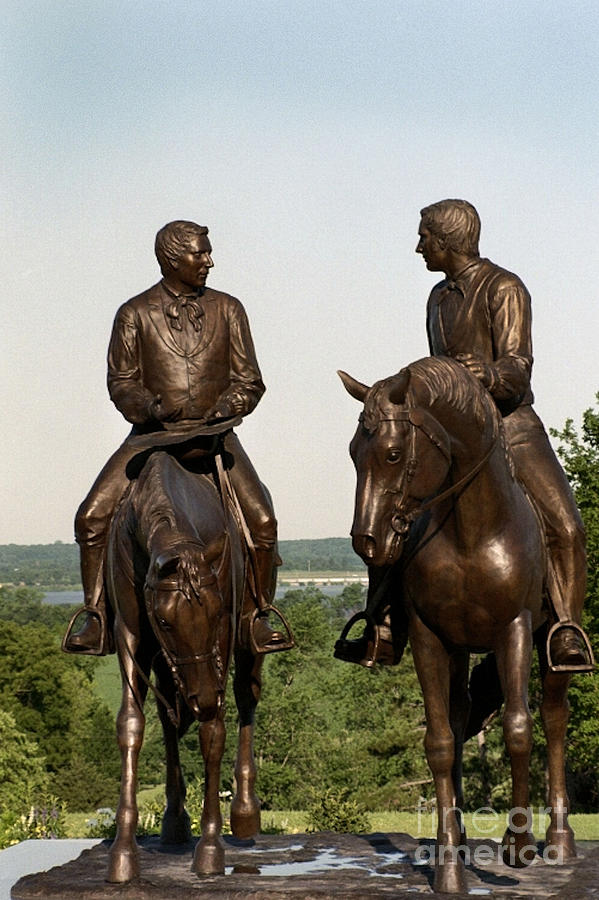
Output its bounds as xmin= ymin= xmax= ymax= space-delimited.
xmin=362 ymin=356 xmax=495 ymax=434
xmin=407 ymin=356 xmax=492 ymax=431
xmin=131 ymin=452 xmax=180 ymax=545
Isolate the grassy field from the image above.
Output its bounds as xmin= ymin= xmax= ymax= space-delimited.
xmin=65 ymin=804 xmax=599 ymax=841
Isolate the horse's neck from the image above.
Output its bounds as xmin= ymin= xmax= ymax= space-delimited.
xmin=446 ymin=420 xmax=518 ymax=548
xmin=134 ymin=454 xmax=210 ymax=554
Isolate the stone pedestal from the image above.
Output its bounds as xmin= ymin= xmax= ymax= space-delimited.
xmin=10 ymin=832 xmax=599 ymax=898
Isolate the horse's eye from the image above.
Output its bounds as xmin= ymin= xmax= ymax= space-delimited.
xmin=157 ymin=616 xmax=170 ymax=629
xmin=386 ymin=449 xmax=402 ymax=464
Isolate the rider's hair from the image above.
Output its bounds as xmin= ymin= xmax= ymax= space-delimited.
xmin=420 ymin=200 xmax=480 ymax=256
xmin=155 ymin=221 xmax=209 ymax=273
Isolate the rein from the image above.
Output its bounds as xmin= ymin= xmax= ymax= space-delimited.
xmin=373 ymin=407 xmax=499 ymax=539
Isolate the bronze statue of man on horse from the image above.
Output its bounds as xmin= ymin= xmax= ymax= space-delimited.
xmin=336 ymin=199 xmax=593 ymax=676
xmin=62 ymin=220 xmax=293 ymax=882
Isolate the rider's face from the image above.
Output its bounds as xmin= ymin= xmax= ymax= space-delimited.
xmin=171 ymin=234 xmax=214 ymax=291
xmin=416 ymin=222 xmax=450 ymax=273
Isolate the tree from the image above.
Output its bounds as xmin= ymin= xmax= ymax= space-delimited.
xmin=550 ymin=399 xmax=599 ymax=810
xmin=0 ymin=619 xmax=120 ymax=811
xmin=0 ymin=709 xmax=48 ymax=813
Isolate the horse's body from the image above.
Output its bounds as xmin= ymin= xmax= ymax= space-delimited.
xmin=341 ymin=357 xmax=575 ymax=894
xmin=105 ymin=448 xmax=263 ymax=883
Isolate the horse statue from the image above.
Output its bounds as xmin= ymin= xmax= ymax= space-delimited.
xmin=102 ymin=424 xmax=292 ymax=883
xmin=338 ymin=356 xmax=577 ymax=894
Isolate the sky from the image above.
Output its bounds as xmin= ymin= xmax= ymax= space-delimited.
xmin=2 ymin=0 xmax=599 ymax=545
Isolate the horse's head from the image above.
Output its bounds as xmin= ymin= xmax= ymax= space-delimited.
xmin=144 ymin=533 xmax=230 ymax=718
xmin=339 ymin=366 xmax=452 ymax=567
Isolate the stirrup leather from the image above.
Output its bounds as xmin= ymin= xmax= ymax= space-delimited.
xmin=247 ymin=605 xmax=295 ymax=655
xmin=62 ymin=605 xmax=107 ymax=656
xmin=546 ymin=621 xmax=595 ymax=673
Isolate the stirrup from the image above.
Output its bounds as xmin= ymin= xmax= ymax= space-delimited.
xmin=546 ymin=621 xmax=595 ymax=673
xmin=62 ymin=605 xmax=108 ymax=656
xmin=334 ymin=611 xmax=382 ymax=668
xmin=247 ymin=605 xmax=295 ymax=655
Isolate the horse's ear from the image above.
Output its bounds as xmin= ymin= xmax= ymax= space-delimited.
xmin=154 ymin=550 xmax=179 ymax=579
xmin=338 ymin=370 xmax=369 ymax=402
xmin=388 ymin=368 xmax=411 ymax=406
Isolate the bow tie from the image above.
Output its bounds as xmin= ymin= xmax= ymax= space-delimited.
xmin=165 ymin=293 xmax=204 ymax=332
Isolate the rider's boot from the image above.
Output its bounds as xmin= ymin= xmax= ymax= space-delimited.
xmin=63 ymin=543 xmax=111 ymax=655
xmin=239 ymin=547 xmax=293 ymax=654
xmin=334 ymin=567 xmax=404 ymax=667
xmin=546 ymin=548 xmax=594 ymax=671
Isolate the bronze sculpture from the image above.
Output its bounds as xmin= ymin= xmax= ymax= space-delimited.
xmin=64 ymin=221 xmax=288 ymax=658
xmin=62 ymin=221 xmax=293 ymax=882
xmin=339 ymin=357 xmax=578 ymax=893
xmin=105 ymin=431 xmax=266 ymax=881
xmin=336 ymin=200 xmax=593 ymax=674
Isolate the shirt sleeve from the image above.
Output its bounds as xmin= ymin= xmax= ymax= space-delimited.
xmin=487 ymin=276 xmax=533 ymax=404
xmin=107 ymin=303 xmax=154 ymax=425
xmin=214 ymin=300 xmax=265 ymax=416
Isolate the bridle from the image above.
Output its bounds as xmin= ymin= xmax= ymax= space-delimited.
xmin=365 ymin=403 xmax=499 ymax=543
xmin=123 ymin=535 xmax=230 ymax=727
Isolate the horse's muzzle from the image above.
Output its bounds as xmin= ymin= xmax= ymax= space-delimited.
xmin=352 ymin=533 xmax=377 ymax=561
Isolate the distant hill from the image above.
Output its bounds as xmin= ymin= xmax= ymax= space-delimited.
xmin=0 ymin=537 xmax=362 ymax=587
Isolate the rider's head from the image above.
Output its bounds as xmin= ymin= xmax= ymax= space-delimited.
xmin=419 ymin=200 xmax=480 ymax=257
xmin=155 ymin=221 xmax=209 ymax=274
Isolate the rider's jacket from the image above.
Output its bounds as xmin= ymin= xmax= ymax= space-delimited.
xmin=426 ymin=258 xmax=533 ymax=417
xmin=107 ymin=281 xmax=265 ymax=428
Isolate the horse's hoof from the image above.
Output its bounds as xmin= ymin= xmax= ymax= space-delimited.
xmin=433 ymin=857 xmax=467 ymax=894
xmin=545 ymin=826 xmax=577 ymax=862
xmin=192 ymin=839 xmax=225 ymax=875
xmin=107 ymin=845 xmax=140 ymax=883
xmin=230 ymin=795 xmax=261 ymax=839
xmin=502 ymin=830 xmax=537 ymax=867
xmin=160 ymin=809 xmax=192 ymax=844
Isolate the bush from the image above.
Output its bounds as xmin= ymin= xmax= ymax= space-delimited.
xmin=307 ymin=788 xmax=371 ymax=833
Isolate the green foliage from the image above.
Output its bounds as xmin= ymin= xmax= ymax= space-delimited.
xmin=0 ymin=585 xmax=78 ymax=632
xmin=0 ymin=542 xmax=80 ymax=588
xmin=307 ymin=788 xmax=371 ymax=833
xmin=278 ymin=538 xmax=364 ymax=571
xmin=251 ymin=587 xmax=429 ymax=813
xmin=0 ymin=709 xmax=49 ymax=813
xmin=0 ymin=795 xmax=67 ymax=848
xmin=551 ymin=399 xmax=599 ymax=810
xmin=85 ymin=807 xmax=117 ymax=839
xmin=0 ymin=618 xmax=120 ymax=812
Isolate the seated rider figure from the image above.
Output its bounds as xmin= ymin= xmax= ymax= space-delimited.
xmin=65 ymin=220 xmax=287 ymax=656
xmin=337 ymin=199 xmax=592 ymax=673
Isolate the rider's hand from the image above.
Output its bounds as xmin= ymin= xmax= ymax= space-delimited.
xmin=203 ymin=400 xmax=234 ymax=421
xmin=454 ymin=354 xmax=496 ymax=390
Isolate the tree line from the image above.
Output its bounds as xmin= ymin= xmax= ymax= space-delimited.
xmin=0 ymin=538 xmax=363 ymax=589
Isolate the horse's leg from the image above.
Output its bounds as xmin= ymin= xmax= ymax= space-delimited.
xmin=154 ymin=658 xmax=193 ymax=844
xmin=107 ymin=620 xmax=149 ymax=883
xmin=537 ymin=632 xmax=576 ymax=861
xmin=230 ymin=645 xmax=263 ymax=838
xmin=192 ymin=706 xmax=227 ymax=875
xmin=449 ymin=651 xmax=470 ymax=847
xmin=495 ymin=610 xmax=536 ymax=867
xmin=411 ymin=618 xmax=467 ymax=895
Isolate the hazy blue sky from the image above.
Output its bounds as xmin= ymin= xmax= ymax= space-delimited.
xmin=2 ymin=0 xmax=598 ymax=544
